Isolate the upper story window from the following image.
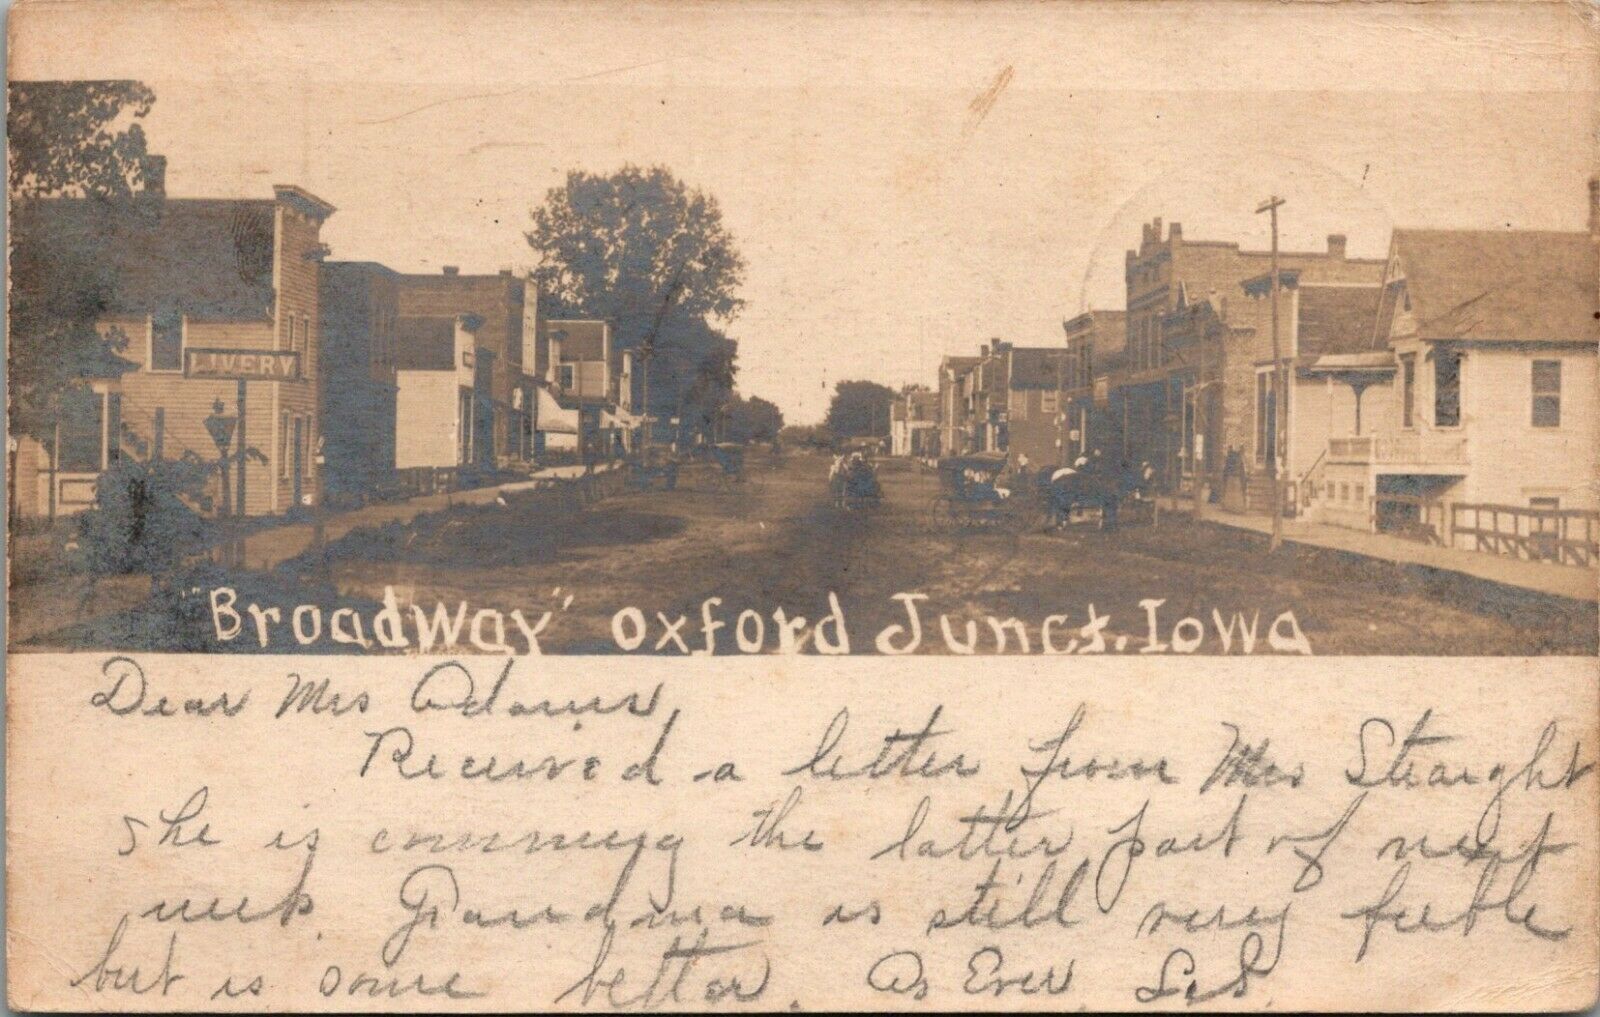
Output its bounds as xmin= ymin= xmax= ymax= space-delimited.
xmin=1531 ymin=359 xmax=1561 ymax=428
xmin=559 ymin=364 xmax=575 ymax=390
xmin=1400 ymin=354 xmax=1416 ymax=428
xmin=1434 ymin=349 xmax=1461 ymax=428
xmin=149 ymin=310 xmax=184 ymax=372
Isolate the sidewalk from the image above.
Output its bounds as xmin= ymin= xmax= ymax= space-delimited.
xmin=227 ymin=461 xmax=619 ymax=572
xmin=1161 ymin=497 xmax=1599 ymax=602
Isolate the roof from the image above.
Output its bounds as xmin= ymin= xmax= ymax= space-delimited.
xmin=1008 ymin=346 xmax=1066 ymax=389
xmin=16 ymin=197 xmax=278 ymax=320
xmin=940 ymin=355 xmax=982 ymax=379
xmin=394 ymin=315 xmax=457 ymax=371
xmin=1389 ymin=229 xmax=1599 ymax=343
xmin=544 ymin=319 xmax=608 ymax=360
xmin=1295 ymin=284 xmax=1383 ymax=359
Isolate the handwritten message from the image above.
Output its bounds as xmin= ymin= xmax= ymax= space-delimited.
xmin=7 ymin=655 xmax=1596 ymax=1011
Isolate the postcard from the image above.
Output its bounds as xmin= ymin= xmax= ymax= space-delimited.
xmin=6 ymin=0 xmax=1597 ymax=1010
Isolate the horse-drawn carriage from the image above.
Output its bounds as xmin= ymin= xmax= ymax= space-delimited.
xmin=923 ymin=452 xmax=1031 ymax=529
xmin=1038 ymin=456 xmax=1158 ymax=530
xmin=830 ymin=451 xmax=882 ymax=510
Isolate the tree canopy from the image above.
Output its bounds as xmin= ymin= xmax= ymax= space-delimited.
xmin=526 ymin=165 xmax=746 ymax=431
xmin=9 ymin=81 xmax=163 ymax=443
xmin=824 ymin=380 xmax=896 ymax=438
xmin=723 ymin=393 xmax=785 ymax=444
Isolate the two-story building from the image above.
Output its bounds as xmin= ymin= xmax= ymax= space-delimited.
xmin=13 ymin=183 xmax=336 ymax=517
xmin=1313 ymin=224 xmax=1598 ymax=541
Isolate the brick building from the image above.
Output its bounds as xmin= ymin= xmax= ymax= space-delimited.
xmin=13 ymin=184 xmax=336 ymax=517
xmin=1060 ymin=309 xmax=1126 ymax=462
xmin=1114 ymin=218 xmax=1384 ymax=487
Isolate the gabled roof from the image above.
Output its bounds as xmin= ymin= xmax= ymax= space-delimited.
xmin=1295 ymin=284 xmax=1384 ymax=359
xmin=16 ymin=197 xmax=278 ymax=320
xmin=1387 ymin=229 xmax=1598 ymax=343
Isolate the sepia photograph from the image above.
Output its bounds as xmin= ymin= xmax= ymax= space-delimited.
xmin=4 ymin=1 xmax=1598 ymax=1013
xmin=7 ymin=2 xmax=1597 ymax=657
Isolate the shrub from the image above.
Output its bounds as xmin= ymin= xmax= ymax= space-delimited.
xmin=76 ymin=457 xmax=210 ymax=574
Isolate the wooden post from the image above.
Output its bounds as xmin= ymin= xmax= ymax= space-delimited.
xmin=235 ymin=379 xmax=248 ymax=517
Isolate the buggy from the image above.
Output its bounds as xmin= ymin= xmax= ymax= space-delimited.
xmin=923 ymin=452 xmax=1032 ymax=530
xmin=829 ymin=452 xmax=882 ymax=510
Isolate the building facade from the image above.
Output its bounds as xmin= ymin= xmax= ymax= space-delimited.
xmin=14 ymin=184 xmax=336 ymax=517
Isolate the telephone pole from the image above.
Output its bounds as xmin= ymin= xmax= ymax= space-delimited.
xmin=1256 ymin=195 xmax=1285 ymax=551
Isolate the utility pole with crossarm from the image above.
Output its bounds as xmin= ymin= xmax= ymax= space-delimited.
xmin=1256 ymin=194 xmax=1286 ymax=552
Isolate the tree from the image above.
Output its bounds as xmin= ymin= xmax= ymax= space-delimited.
xmin=724 ymin=393 xmax=785 ymax=444
xmin=526 ymin=165 xmax=745 ymax=422
xmin=824 ymin=380 xmax=896 ymax=439
xmin=8 ymin=81 xmax=163 ymax=520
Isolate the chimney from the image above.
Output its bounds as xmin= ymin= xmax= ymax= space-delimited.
xmin=442 ymin=265 xmax=459 ymax=276
xmin=1169 ymin=221 xmax=1182 ymax=242
xmin=980 ymin=343 xmax=990 ymax=358
xmin=1327 ymin=234 xmax=1347 ymax=259
xmin=1589 ymin=177 xmax=1599 ymax=236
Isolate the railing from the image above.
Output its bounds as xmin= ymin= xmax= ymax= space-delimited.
xmin=1298 ymin=447 xmax=1328 ymax=509
xmin=1327 ymin=433 xmax=1468 ymax=466
xmin=1374 ymin=492 xmax=1448 ymax=545
xmin=1450 ymin=502 xmax=1600 ymax=568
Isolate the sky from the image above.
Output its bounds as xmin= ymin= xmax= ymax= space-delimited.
xmin=13 ymin=1 xmax=1598 ymax=423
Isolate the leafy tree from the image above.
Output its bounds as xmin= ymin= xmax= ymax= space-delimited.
xmin=724 ymin=393 xmax=785 ymax=444
xmin=9 ymin=81 xmax=162 ymax=421
xmin=824 ymin=380 xmax=896 ymax=438
xmin=9 ymin=82 xmax=163 ymax=519
xmin=526 ymin=165 xmax=745 ymax=422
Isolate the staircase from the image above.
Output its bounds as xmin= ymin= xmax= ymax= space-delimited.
xmin=1245 ymin=470 xmax=1295 ymax=516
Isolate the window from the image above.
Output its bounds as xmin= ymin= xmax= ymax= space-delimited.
xmin=150 ymin=310 xmax=184 ymax=372
xmin=1434 ymin=349 xmax=1461 ymax=427
xmin=1532 ymin=359 xmax=1561 ymax=428
xmin=280 ymin=411 xmax=291 ymax=479
xmin=559 ymin=364 xmax=575 ymax=389
xmin=1400 ymin=354 xmax=1415 ymax=428
xmin=1041 ymin=390 xmax=1058 ymax=414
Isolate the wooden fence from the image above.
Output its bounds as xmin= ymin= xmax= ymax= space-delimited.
xmin=1449 ymin=502 xmax=1600 ymax=568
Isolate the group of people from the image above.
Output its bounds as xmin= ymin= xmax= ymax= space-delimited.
xmin=829 ymin=450 xmax=882 ymax=507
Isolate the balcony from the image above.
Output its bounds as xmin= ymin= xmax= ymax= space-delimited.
xmin=1327 ymin=432 xmax=1469 ymax=472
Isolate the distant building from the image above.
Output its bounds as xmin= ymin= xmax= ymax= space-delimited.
xmin=392 ymin=314 xmax=484 ymax=469
xmin=12 ymin=182 xmax=336 ymax=516
xmin=396 ymin=268 xmax=531 ymax=468
xmin=937 ymin=354 xmax=982 ymax=456
xmin=993 ymin=345 xmax=1069 ymax=469
xmin=529 ymin=315 xmax=635 ymax=458
xmin=890 ymin=390 xmax=939 ymax=457
xmin=1060 ymin=310 xmax=1126 ymax=464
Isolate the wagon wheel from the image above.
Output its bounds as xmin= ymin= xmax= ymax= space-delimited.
xmin=923 ymin=495 xmax=952 ymax=531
